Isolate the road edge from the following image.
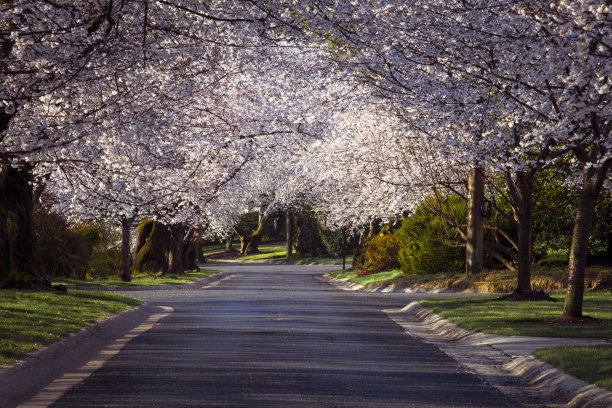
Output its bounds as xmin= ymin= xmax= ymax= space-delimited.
xmin=387 ymin=302 xmax=612 ymax=408
xmin=0 ymin=304 xmax=173 ymax=408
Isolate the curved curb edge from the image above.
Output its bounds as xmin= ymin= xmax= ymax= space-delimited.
xmin=389 ymin=302 xmax=612 ymax=408
xmin=0 ymin=304 xmax=174 ymax=408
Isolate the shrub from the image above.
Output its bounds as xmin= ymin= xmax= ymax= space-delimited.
xmin=361 ymin=233 xmax=400 ymax=273
xmin=33 ymin=209 xmax=90 ymax=278
xmin=292 ymin=206 xmax=326 ymax=256
xmin=397 ymin=198 xmax=464 ymax=275
xmin=33 ymin=208 xmax=120 ymax=279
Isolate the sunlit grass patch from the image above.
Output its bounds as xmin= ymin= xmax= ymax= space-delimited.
xmin=352 ymin=270 xmax=403 ymax=286
xmin=0 ymin=290 xmax=140 ymax=368
xmin=274 ymin=255 xmax=353 ymax=265
xmin=52 ymin=269 xmax=221 ymax=287
xmin=239 ymin=246 xmax=287 ymax=261
xmin=419 ymin=291 xmax=612 ymax=338
xmin=533 ymin=345 xmax=612 ymax=391
xmin=328 ymin=269 xmax=359 ymax=279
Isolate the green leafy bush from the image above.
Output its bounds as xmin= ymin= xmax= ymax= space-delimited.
xmin=361 ymin=233 xmax=400 ymax=273
xmin=397 ymin=197 xmax=464 ymax=275
xmin=33 ymin=209 xmax=90 ymax=278
xmin=33 ymin=207 xmax=120 ymax=279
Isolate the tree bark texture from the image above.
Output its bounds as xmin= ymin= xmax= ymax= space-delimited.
xmin=120 ymin=217 xmax=132 ymax=282
xmin=182 ymin=226 xmax=203 ymax=272
xmin=225 ymin=234 xmax=235 ymax=252
xmin=514 ymin=171 xmax=534 ymax=293
xmin=465 ymin=167 xmax=484 ymax=276
xmin=0 ymin=165 xmax=36 ymax=288
xmin=236 ymin=215 xmax=267 ymax=255
xmin=286 ymin=209 xmax=293 ymax=260
xmin=132 ymin=220 xmax=170 ymax=275
xmin=133 ymin=219 xmax=153 ymax=264
xmin=168 ymin=224 xmax=185 ymax=275
xmin=563 ymin=163 xmax=610 ymax=317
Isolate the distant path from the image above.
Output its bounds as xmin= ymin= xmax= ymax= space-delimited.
xmin=51 ymin=263 xmax=522 ymax=407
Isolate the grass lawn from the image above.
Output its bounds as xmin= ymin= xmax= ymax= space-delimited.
xmin=202 ymin=243 xmax=240 ymax=253
xmin=329 ymin=268 xmax=402 ymax=286
xmin=233 ymin=245 xmax=352 ymax=265
xmin=328 ymin=265 xmax=611 ymax=293
xmin=52 ymin=269 xmax=221 ymax=287
xmin=419 ymin=291 xmax=612 ymax=338
xmin=276 ymin=255 xmax=353 ymax=265
xmin=0 ymin=290 xmax=141 ymax=368
xmin=239 ymin=246 xmax=287 ymax=261
xmin=533 ymin=345 xmax=612 ymax=391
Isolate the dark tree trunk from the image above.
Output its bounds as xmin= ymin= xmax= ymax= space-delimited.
xmin=132 ymin=221 xmax=170 ymax=275
xmin=353 ymin=229 xmax=368 ymax=268
xmin=286 ymin=209 xmax=293 ymax=260
xmin=515 ymin=172 xmax=534 ymax=293
xmin=120 ymin=217 xmax=132 ymax=282
xmin=465 ymin=167 xmax=484 ymax=276
xmin=168 ymin=224 xmax=185 ymax=275
xmin=563 ymin=163 xmax=609 ymax=317
xmin=0 ymin=214 xmax=9 ymax=281
xmin=182 ymin=226 xmax=204 ymax=272
xmin=197 ymin=244 xmax=205 ymax=263
xmin=0 ymin=164 xmax=37 ymax=288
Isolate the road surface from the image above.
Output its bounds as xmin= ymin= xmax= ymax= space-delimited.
xmin=51 ymin=263 xmax=522 ymax=407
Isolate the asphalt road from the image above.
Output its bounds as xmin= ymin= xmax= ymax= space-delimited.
xmin=51 ymin=263 xmax=523 ymax=408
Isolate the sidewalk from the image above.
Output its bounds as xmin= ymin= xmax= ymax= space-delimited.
xmin=321 ymin=273 xmax=612 ymax=408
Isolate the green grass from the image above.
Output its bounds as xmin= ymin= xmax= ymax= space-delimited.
xmin=329 ymin=269 xmax=358 ymax=279
xmin=327 ymin=265 xmax=611 ymax=293
xmin=239 ymin=246 xmax=287 ymax=261
xmin=0 ymin=289 xmax=141 ymax=368
xmin=533 ymin=345 xmax=612 ymax=391
xmin=52 ymin=269 xmax=221 ymax=287
xmin=391 ymin=266 xmax=611 ymax=293
xmin=351 ymin=270 xmax=403 ymax=286
xmin=235 ymin=246 xmax=352 ymax=265
xmin=328 ymin=268 xmax=402 ymax=285
xmin=202 ymin=243 xmax=240 ymax=253
xmin=274 ymin=255 xmax=354 ymax=265
xmin=419 ymin=291 xmax=612 ymax=338
xmin=329 ymin=268 xmax=402 ymax=286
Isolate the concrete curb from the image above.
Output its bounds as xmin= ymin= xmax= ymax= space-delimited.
xmin=388 ymin=302 xmax=612 ymax=408
xmin=319 ymin=272 xmax=484 ymax=294
xmin=0 ymin=304 xmax=173 ymax=408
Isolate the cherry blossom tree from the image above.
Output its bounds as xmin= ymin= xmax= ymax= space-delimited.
xmin=0 ymin=0 xmax=286 ymax=286
xmin=264 ymin=0 xmax=610 ymax=309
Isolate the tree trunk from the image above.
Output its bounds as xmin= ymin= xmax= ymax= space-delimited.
xmin=133 ymin=219 xmax=153 ymax=263
xmin=168 ymin=224 xmax=184 ymax=275
xmin=286 ymin=209 xmax=293 ymax=260
xmin=236 ymin=214 xmax=267 ymax=255
xmin=197 ymin=244 xmax=205 ymax=263
xmin=132 ymin=221 xmax=170 ymax=275
xmin=182 ymin=226 xmax=204 ymax=272
xmin=563 ymin=164 xmax=608 ymax=317
xmin=120 ymin=217 xmax=132 ymax=282
xmin=0 ymin=214 xmax=9 ymax=281
xmin=0 ymin=164 xmax=37 ymax=288
xmin=225 ymin=234 xmax=235 ymax=252
xmin=465 ymin=167 xmax=484 ymax=276
xmin=515 ymin=172 xmax=534 ymax=293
